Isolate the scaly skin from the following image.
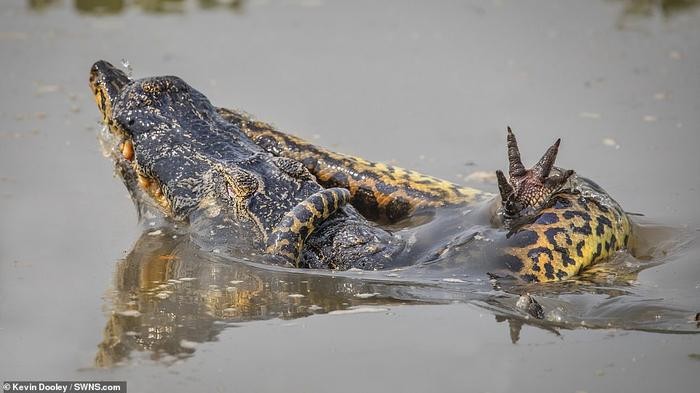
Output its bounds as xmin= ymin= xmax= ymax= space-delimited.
xmin=90 ymin=60 xmax=631 ymax=282
xmin=217 ymin=108 xmax=632 ymax=283
xmin=217 ymin=108 xmax=484 ymax=223
xmin=498 ymin=193 xmax=631 ymax=282
xmin=89 ymin=60 xmax=403 ymax=270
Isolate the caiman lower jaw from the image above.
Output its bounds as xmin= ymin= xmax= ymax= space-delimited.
xmin=97 ymin=123 xmax=173 ymax=218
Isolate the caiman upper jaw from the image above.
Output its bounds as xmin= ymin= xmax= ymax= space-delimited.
xmin=497 ymin=127 xmax=574 ymax=218
xmin=89 ymin=60 xmax=131 ymax=123
xmin=91 ymin=60 xmax=173 ymax=218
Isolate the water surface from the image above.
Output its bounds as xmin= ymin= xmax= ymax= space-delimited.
xmin=1 ymin=1 xmax=699 ymax=392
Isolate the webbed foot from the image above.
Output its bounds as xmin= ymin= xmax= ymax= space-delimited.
xmin=496 ymin=127 xmax=574 ymax=219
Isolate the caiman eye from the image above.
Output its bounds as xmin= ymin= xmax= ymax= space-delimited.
xmin=225 ymin=168 xmax=259 ymax=199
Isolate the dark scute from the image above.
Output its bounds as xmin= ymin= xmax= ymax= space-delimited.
xmin=294 ymin=206 xmax=313 ymax=224
xmin=385 ymin=197 xmax=412 ymax=222
xmin=353 ymin=188 xmax=379 ymax=221
xmin=273 ymin=157 xmax=309 ymax=180
xmin=527 ymin=247 xmax=553 ymax=263
xmin=256 ymin=135 xmax=281 ymax=155
xmin=544 ymin=227 xmax=567 ymax=246
xmin=373 ymin=178 xmax=399 ymax=198
xmin=520 ymin=274 xmax=539 ymax=283
xmin=572 ymin=223 xmax=592 ymax=236
xmin=501 ymin=254 xmax=525 ymax=272
xmin=555 ymin=247 xmax=576 ymax=267
xmin=301 ymin=157 xmax=319 ymax=173
xmin=575 ymin=240 xmax=585 ymax=257
xmin=510 ymin=229 xmax=539 ymax=248
xmin=592 ymin=243 xmax=602 ymax=262
xmin=544 ymin=262 xmax=555 ymax=279
xmin=297 ymin=225 xmax=310 ymax=239
xmin=323 ymin=171 xmax=349 ymax=189
xmin=553 ymin=197 xmax=571 ymax=209
xmin=595 ymin=200 xmax=610 ymax=213
xmin=535 ymin=212 xmax=559 ymax=225
xmin=309 ymin=195 xmax=328 ymax=215
xmin=595 ymin=215 xmax=613 ymax=236
xmin=563 ymin=210 xmax=591 ymax=221
xmin=229 ymin=169 xmax=259 ymax=197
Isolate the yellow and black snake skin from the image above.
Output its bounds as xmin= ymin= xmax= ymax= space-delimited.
xmin=218 ymin=108 xmax=632 ymax=283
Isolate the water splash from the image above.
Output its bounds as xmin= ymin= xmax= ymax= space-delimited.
xmin=120 ymin=58 xmax=133 ymax=78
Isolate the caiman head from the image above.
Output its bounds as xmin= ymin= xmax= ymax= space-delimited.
xmin=89 ymin=61 xmax=324 ymax=249
xmin=89 ymin=60 xmax=400 ymax=268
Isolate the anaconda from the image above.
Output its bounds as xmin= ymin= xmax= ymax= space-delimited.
xmin=89 ymin=60 xmax=631 ymax=282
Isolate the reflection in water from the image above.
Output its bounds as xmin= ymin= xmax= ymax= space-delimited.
xmin=75 ymin=0 xmax=124 ymax=14
xmin=95 ymin=219 xmax=698 ymax=367
xmin=613 ymin=0 xmax=700 ymax=18
xmin=611 ymin=0 xmax=700 ymax=28
xmin=494 ymin=315 xmax=561 ymax=344
xmin=27 ymin=0 xmax=245 ymax=14
xmin=28 ymin=0 xmax=62 ymax=11
xmin=96 ymin=228 xmax=415 ymax=367
xmin=27 ymin=0 xmax=700 ymax=18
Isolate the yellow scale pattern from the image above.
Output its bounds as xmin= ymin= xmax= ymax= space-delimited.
xmin=217 ymin=108 xmax=632 ymax=282
xmin=501 ymin=194 xmax=631 ymax=282
xmin=217 ymin=108 xmax=483 ymax=222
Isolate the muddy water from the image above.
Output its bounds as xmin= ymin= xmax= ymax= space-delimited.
xmin=1 ymin=1 xmax=699 ymax=392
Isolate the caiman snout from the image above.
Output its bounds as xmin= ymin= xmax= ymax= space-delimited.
xmin=89 ymin=60 xmax=131 ymax=121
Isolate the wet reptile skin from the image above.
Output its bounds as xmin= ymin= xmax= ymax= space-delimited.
xmin=89 ymin=61 xmax=403 ymax=270
xmin=218 ymin=108 xmax=632 ymax=282
xmin=217 ymin=108 xmax=485 ymax=223
xmin=90 ymin=60 xmax=631 ymax=282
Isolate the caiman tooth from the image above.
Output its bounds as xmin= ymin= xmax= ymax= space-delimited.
xmin=121 ymin=139 xmax=134 ymax=161
xmin=137 ymin=173 xmax=150 ymax=188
